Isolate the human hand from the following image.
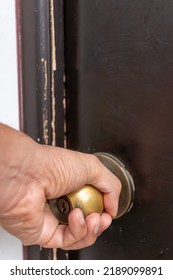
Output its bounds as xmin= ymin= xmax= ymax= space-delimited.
xmin=0 ymin=124 xmax=121 ymax=250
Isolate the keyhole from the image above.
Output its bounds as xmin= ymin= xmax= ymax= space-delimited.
xmin=62 ymin=202 xmax=66 ymax=213
xmin=57 ymin=197 xmax=70 ymax=215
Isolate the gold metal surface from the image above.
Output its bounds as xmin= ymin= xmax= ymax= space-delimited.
xmin=49 ymin=152 xmax=135 ymax=224
xmin=49 ymin=185 xmax=103 ymax=224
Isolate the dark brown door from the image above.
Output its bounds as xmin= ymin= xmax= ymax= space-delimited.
xmin=65 ymin=0 xmax=173 ymax=259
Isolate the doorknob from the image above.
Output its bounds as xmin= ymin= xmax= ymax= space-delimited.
xmin=49 ymin=152 xmax=135 ymax=224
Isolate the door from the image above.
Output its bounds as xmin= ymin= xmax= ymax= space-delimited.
xmin=65 ymin=0 xmax=173 ymax=259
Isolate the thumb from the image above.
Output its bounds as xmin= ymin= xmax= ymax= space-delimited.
xmin=41 ymin=146 xmax=121 ymax=217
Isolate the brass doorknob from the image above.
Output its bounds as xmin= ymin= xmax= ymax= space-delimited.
xmin=49 ymin=152 xmax=135 ymax=224
xmin=49 ymin=185 xmax=104 ymax=224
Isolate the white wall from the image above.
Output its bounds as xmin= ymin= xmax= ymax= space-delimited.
xmin=0 ymin=0 xmax=22 ymax=259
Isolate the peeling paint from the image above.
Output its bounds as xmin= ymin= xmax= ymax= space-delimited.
xmin=63 ymin=87 xmax=67 ymax=148
xmin=41 ymin=58 xmax=49 ymax=145
xmin=43 ymin=59 xmax=48 ymax=95
xmin=43 ymin=109 xmax=49 ymax=145
xmin=53 ymin=248 xmax=57 ymax=260
xmin=50 ymin=0 xmax=56 ymax=147
xmin=50 ymin=0 xmax=57 ymax=259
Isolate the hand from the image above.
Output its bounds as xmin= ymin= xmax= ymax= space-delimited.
xmin=0 ymin=124 xmax=121 ymax=250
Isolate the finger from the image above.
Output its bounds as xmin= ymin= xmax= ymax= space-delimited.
xmin=62 ymin=213 xmax=101 ymax=250
xmin=97 ymin=212 xmax=112 ymax=236
xmin=39 ymin=208 xmax=87 ymax=248
xmin=90 ymin=157 xmax=121 ymax=217
xmin=61 ymin=212 xmax=112 ymax=250
xmin=42 ymin=147 xmax=121 ymax=217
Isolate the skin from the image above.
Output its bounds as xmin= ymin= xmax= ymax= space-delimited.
xmin=0 ymin=123 xmax=121 ymax=250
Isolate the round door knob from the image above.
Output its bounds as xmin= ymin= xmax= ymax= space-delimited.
xmin=49 ymin=185 xmax=104 ymax=224
xmin=49 ymin=152 xmax=135 ymax=224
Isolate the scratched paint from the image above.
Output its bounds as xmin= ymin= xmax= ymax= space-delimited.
xmin=50 ymin=0 xmax=56 ymax=147
xmin=50 ymin=0 xmax=57 ymax=260
xmin=41 ymin=58 xmax=49 ymax=145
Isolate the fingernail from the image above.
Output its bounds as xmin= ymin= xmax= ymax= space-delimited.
xmin=79 ymin=212 xmax=85 ymax=225
xmin=94 ymin=223 xmax=100 ymax=234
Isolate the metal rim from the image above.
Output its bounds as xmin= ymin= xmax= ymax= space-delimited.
xmin=95 ymin=152 xmax=135 ymax=218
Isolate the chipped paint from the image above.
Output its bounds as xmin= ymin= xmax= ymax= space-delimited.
xmin=63 ymin=77 xmax=67 ymax=149
xmin=49 ymin=0 xmax=68 ymax=260
xmin=50 ymin=0 xmax=57 ymax=259
xmin=41 ymin=58 xmax=49 ymax=145
xmin=50 ymin=0 xmax=56 ymax=147
xmin=53 ymin=248 xmax=57 ymax=260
